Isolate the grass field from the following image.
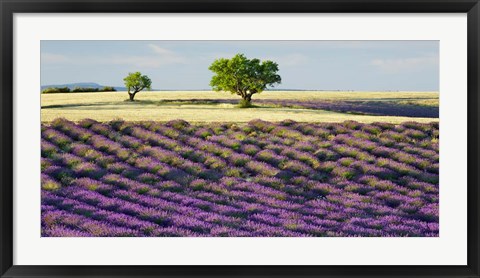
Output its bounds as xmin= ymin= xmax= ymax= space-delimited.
xmin=41 ymin=91 xmax=439 ymax=123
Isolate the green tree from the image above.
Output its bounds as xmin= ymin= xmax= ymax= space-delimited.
xmin=209 ymin=54 xmax=281 ymax=107
xmin=123 ymin=72 xmax=152 ymax=101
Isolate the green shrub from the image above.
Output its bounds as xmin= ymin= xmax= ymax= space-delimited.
xmin=72 ymin=87 xmax=100 ymax=92
xmin=238 ymin=99 xmax=253 ymax=108
xmin=42 ymin=86 xmax=116 ymax=94
xmin=41 ymin=87 xmax=71 ymax=94
xmin=101 ymin=86 xmax=116 ymax=92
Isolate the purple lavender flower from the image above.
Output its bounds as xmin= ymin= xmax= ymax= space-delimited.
xmin=41 ymin=119 xmax=439 ymax=237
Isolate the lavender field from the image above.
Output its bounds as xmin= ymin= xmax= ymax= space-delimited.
xmin=41 ymin=118 xmax=439 ymax=237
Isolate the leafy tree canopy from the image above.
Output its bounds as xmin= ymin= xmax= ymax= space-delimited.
xmin=209 ymin=54 xmax=281 ymax=106
xmin=123 ymin=72 xmax=152 ymax=101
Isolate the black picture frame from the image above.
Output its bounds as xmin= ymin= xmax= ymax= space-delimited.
xmin=1 ymin=0 xmax=479 ymax=277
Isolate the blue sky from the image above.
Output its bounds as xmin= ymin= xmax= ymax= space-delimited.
xmin=41 ymin=41 xmax=439 ymax=91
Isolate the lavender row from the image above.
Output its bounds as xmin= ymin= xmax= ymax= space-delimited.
xmin=41 ymin=118 xmax=439 ymax=237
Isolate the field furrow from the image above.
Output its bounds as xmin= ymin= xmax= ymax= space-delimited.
xmin=41 ymin=118 xmax=439 ymax=237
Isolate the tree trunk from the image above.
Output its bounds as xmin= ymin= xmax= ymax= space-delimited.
xmin=239 ymin=94 xmax=252 ymax=108
xmin=245 ymin=94 xmax=253 ymax=105
xmin=128 ymin=92 xmax=136 ymax=101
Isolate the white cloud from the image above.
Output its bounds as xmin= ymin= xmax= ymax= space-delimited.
xmin=319 ymin=41 xmax=438 ymax=50
xmin=41 ymin=45 xmax=187 ymax=68
xmin=200 ymin=52 xmax=308 ymax=67
xmin=273 ymin=53 xmax=308 ymax=66
xmin=199 ymin=52 xmax=237 ymax=62
xmin=147 ymin=44 xmax=174 ymax=55
xmin=41 ymin=53 xmax=70 ymax=64
xmin=107 ymin=56 xmax=175 ymax=68
xmin=144 ymin=44 xmax=187 ymax=66
xmin=370 ymin=56 xmax=438 ymax=73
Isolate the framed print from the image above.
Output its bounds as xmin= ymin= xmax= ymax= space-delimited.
xmin=1 ymin=0 xmax=479 ymax=277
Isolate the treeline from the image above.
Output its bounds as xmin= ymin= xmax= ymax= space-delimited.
xmin=41 ymin=86 xmax=116 ymax=94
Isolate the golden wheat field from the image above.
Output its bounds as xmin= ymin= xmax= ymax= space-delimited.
xmin=41 ymin=91 xmax=439 ymax=123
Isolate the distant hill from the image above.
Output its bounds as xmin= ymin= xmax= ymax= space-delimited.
xmin=41 ymin=82 xmax=127 ymax=91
